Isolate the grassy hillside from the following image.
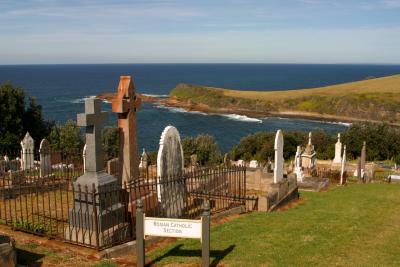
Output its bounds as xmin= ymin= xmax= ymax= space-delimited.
xmin=147 ymin=184 xmax=400 ymax=266
xmin=170 ymin=75 xmax=400 ymax=122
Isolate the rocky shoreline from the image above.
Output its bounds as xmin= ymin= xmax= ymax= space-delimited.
xmin=96 ymin=92 xmax=399 ymax=126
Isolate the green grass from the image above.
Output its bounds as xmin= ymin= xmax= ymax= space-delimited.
xmin=147 ymin=184 xmax=400 ymax=266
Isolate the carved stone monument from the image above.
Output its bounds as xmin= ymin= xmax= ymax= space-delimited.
xmin=39 ymin=138 xmax=52 ymax=177
xmin=112 ymin=76 xmax=141 ymax=184
xmin=67 ymin=98 xmax=128 ymax=246
xmin=21 ymin=132 xmax=34 ymax=170
xmin=82 ymin=144 xmax=87 ymax=173
xmin=333 ymin=133 xmax=342 ymax=164
xmin=156 ymin=126 xmax=185 ymax=217
xmin=340 ymin=145 xmax=347 ymax=185
xmin=139 ymin=148 xmax=149 ymax=170
xmin=301 ymin=132 xmax=317 ymax=170
xmin=274 ymin=130 xmax=284 ymax=183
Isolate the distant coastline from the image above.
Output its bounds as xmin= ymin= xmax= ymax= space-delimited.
xmin=96 ymin=74 xmax=400 ymax=126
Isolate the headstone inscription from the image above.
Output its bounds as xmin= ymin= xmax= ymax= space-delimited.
xmin=274 ymin=130 xmax=284 ymax=183
xmin=112 ymin=76 xmax=141 ymax=184
xmin=156 ymin=125 xmax=185 ymax=218
xmin=333 ymin=133 xmax=342 ymax=164
xmin=67 ymin=98 xmax=127 ymax=246
xmin=20 ymin=132 xmax=34 ymax=171
xmin=39 ymin=138 xmax=52 ymax=177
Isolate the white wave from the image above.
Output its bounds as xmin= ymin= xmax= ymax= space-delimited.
xmin=142 ymin=93 xmax=169 ymax=98
xmin=71 ymin=95 xmax=97 ymax=104
xmin=155 ymin=104 xmax=208 ymax=115
xmin=221 ymin=114 xmax=263 ymax=123
xmin=265 ymin=116 xmax=351 ymax=126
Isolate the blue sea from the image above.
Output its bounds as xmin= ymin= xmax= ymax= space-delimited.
xmin=1 ymin=64 xmax=400 ymax=152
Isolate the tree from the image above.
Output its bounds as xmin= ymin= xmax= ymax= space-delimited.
xmin=182 ymin=134 xmax=221 ymax=166
xmin=102 ymin=127 xmax=119 ymax=159
xmin=48 ymin=120 xmax=83 ymax=152
xmin=0 ymin=82 xmax=50 ymax=152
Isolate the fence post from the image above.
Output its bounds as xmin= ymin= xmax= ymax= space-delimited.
xmin=202 ymin=200 xmax=210 ymax=267
xmin=136 ymin=199 xmax=145 ymax=267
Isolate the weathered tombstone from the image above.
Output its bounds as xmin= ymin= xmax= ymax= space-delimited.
xmin=156 ymin=126 xmax=185 ymax=217
xmin=223 ymin=153 xmax=231 ymax=168
xmin=112 ymin=76 xmax=141 ymax=184
xmin=139 ymin=148 xmax=149 ymax=170
xmin=82 ymin=144 xmax=87 ymax=173
xmin=67 ymin=98 xmax=127 ymax=246
xmin=249 ymin=160 xmax=259 ymax=168
xmin=294 ymin=145 xmax=305 ymax=182
xmin=333 ymin=133 xmax=342 ymax=164
xmin=361 ymin=141 xmax=366 ymax=181
xmin=237 ymin=160 xmax=245 ymax=167
xmin=20 ymin=132 xmax=34 ymax=170
xmin=266 ymin=157 xmax=273 ymax=173
xmin=39 ymin=138 xmax=52 ymax=177
xmin=340 ymin=145 xmax=347 ymax=185
xmin=274 ymin=130 xmax=284 ymax=183
xmin=190 ymin=154 xmax=198 ymax=168
xmin=301 ymin=132 xmax=316 ymax=170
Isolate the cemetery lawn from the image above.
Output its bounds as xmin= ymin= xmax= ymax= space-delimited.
xmin=147 ymin=183 xmax=400 ymax=266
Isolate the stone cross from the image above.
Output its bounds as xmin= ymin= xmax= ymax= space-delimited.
xmin=77 ymin=98 xmax=108 ymax=173
xmin=39 ymin=138 xmax=52 ymax=177
xmin=340 ymin=145 xmax=347 ymax=185
xmin=112 ymin=76 xmax=141 ymax=184
xmin=274 ymin=130 xmax=284 ymax=183
xmin=21 ymin=132 xmax=34 ymax=170
xmin=333 ymin=133 xmax=342 ymax=164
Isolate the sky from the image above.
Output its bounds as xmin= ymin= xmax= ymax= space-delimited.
xmin=0 ymin=0 xmax=400 ymax=64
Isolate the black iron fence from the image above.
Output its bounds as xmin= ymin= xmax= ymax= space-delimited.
xmin=0 ymin=149 xmax=252 ymax=250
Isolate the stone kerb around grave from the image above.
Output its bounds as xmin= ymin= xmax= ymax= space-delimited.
xmin=156 ymin=125 xmax=185 ymax=218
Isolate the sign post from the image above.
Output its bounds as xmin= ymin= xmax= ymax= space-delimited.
xmin=135 ymin=199 xmax=210 ymax=267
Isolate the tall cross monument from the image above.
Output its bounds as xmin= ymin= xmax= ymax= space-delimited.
xmin=112 ymin=76 xmax=141 ymax=184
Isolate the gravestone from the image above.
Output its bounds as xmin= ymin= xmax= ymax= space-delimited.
xmin=333 ymin=133 xmax=342 ymax=164
xmin=249 ymin=160 xmax=259 ymax=168
xmin=20 ymin=132 xmax=34 ymax=170
xmin=67 ymin=98 xmax=127 ymax=246
xmin=107 ymin=158 xmax=119 ymax=177
xmin=223 ymin=153 xmax=231 ymax=168
xmin=112 ymin=76 xmax=141 ymax=184
xmin=82 ymin=144 xmax=87 ymax=173
xmin=266 ymin=157 xmax=273 ymax=173
xmin=156 ymin=126 xmax=185 ymax=218
xmin=340 ymin=145 xmax=347 ymax=185
xmin=139 ymin=148 xmax=149 ymax=170
xmin=294 ymin=145 xmax=305 ymax=182
xmin=361 ymin=141 xmax=366 ymax=181
xmin=274 ymin=130 xmax=284 ymax=183
xmin=237 ymin=160 xmax=245 ymax=167
xmin=39 ymin=138 xmax=52 ymax=177
xmin=190 ymin=154 xmax=198 ymax=168
xmin=301 ymin=132 xmax=316 ymax=170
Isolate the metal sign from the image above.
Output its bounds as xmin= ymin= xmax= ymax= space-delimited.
xmin=144 ymin=217 xmax=202 ymax=239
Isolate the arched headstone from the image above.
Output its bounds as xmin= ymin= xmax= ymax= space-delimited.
xmin=21 ymin=132 xmax=34 ymax=170
xmin=39 ymin=138 xmax=52 ymax=177
xmin=274 ymin=130 xmax=284 ymax=183
xmin=156 ymin=126 xmax=185 ymax=217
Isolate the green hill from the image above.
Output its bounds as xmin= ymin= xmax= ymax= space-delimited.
xmin=170 ymin=74 xmax=400 ymax=123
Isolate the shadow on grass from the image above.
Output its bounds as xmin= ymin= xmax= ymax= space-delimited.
xmin=17 ymin=248 xmax=45 ymax=267
xmin=147 ymin=244 xmax=235 ymax=266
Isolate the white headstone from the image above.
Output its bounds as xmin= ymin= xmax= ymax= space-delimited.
xmin=21 ymin=132 xmax=34 ymax=170
xmin=82 ymin=144 xmax=87 ymax=173
xmin=274 ymin=130 xmax=284 ymax=183
xmin=333 ymin=133 xmax=342 ymax=164
xmin=139 ymin=148 xmax=149 ymax=169
xmin=249 ymin=160 xmax=259 ymax=168
xmin=39 ymin=138 xmax=52 ymax=177
xmin=237 ymin=160 xmax=245 ymax=167
xmin=156 ymin=126 xmax=185 ymax=217
xmin=294 ymin=145 xmax=304 ymax=182
xmin=340 ymin=145 xmax=347 ymax=185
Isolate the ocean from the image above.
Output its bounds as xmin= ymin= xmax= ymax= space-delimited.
xmin=1 ymin=63 xmax=400 ymax=152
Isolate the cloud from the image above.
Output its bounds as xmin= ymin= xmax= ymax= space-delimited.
xmin=383 ymin=0 xmax=400 ymax=8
